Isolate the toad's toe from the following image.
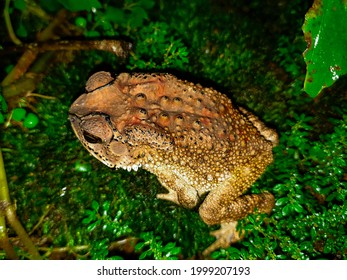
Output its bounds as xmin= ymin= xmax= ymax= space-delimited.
xmin=203 ymin=221 xmax=244 ymax=256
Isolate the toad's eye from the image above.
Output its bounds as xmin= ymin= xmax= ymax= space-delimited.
xmin=83 ymin=131 xmax=103 ymax=144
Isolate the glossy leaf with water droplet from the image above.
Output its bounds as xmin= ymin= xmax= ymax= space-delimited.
xmin=302 ymin=0 xmax=347 ymax=97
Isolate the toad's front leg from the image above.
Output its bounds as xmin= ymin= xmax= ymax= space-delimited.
xmin=152 ymin=166 xmax=200 ymax=209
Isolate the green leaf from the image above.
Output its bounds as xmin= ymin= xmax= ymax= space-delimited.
xmin=273 ymin=184 xmax=287 ymax=192
xmin=300 ymin=241 xmax=313 ymax=251
xmin=302 ymin=0 xmax=347 ymax=97
xmin=107 ymin=256 xmax=123 ymax=260
xmin=102 ymin=201 xmax=111 ymax=214
xmin=39 ymin=0 xmax=62 ymax=12
xmin=91 ymin=200 xmax=99 ymax=211
xmin=210 ymin=250 xmax=222 ymax=259
xmin=0 ymin=95 xmax=7 ymax=112
xmin=163 ymin=242 xmax=176 ymax=252
xmin=16 ymin=23 xmax=28 ymax=38
xmin=228 ymin=247 xmax=242 ymax=258
xmin=82 ymin=211 xmax=95 ymax=224
xmin=58 ymin=0 xmax=102 ymax=12
xmin=138 ymin=0 xmax=155 ymax=9
xmin=169 ymin=247 xmax=181 ymax=255
xmin=5 ymin=64 xmax=14 ymax=74
xmin=292 ymin=202 xmax=304 ymax=213
xmin=134 ymin=242 xmax=145 ymax=251
xmin=139 ymin=251 xmax=148 ymax=260
xmin=275 ymin=197 xmax=289 ymax=206
xmin=282 ymin=204 xmax=292 ymax=216
xmin=104 ymin=6 xmax=125 ymax=24
xmin=129 ymin=7 xmax=148 ymax=28
xmin=13 ymin=0 xmax=26 ymax=11
xmin=74 ymin=160 xmax=92 ymax=172
xmin=84 ymin=30 xmax=100 ymax=38
xmin=87 ymin=220 xmax=100 ymax=232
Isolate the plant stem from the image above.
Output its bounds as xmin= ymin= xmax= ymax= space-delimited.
xmin=3 ymin=0 xmax=22 ymax=45
xmin=5 ymin=204 xmax=41 ymax=259
xmin=0 ymin=148 xmax=41 ymax=259
xmin=0 ymin=149 xmax=10 ymax=202
xmin=1 ymin=39 xmax=132 ymax=103
xmin=0 ymin=216 xmax=18 ymax=259
xmin=0 ymin=148 xmax=17 ymax=259
xmin=2 ymin=52 xmax=55 ymax=100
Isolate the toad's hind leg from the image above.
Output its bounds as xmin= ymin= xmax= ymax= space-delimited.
xmin=199 ymin=192 xmax=274 ymax=225
xmin=200 ymin=193 xmax=274 ymax=256
xmin=199 ymin=192 xmax=275 ymax=256
xmin=199 ymin=167 xmax=275 ymax=256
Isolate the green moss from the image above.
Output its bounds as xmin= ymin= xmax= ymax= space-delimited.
xmin=1 ymin=0 xmax=346 ymax=259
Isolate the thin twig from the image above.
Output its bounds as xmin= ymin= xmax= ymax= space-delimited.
xmin=3 ymin=0 xmax=22 ymax=45
xmin=26 ymin=93 xmax=57 ymax=100
xmin=29 ymin=205 xmax=53 ymax=235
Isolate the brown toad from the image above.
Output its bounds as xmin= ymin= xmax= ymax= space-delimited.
xmin=69 ymin=72 xmax=278 ymax=255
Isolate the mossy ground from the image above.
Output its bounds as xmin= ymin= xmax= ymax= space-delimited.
xmin=0 ymin=0 xmax=346 ymax=259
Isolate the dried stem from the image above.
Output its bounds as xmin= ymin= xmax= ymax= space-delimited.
xmin=2 ymin=52 xmax=55 ymax=100
xmin=1 ymin=40 xmax=132 ymax=102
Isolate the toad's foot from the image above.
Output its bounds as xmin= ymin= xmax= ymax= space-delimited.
xmin=202 ymin=221 xmax=244 ymax=256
